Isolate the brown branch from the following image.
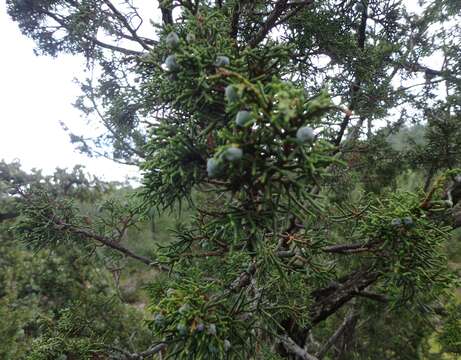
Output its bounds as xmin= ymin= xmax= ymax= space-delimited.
xmin=54 ymin=219 xmax=168 ymax=271
xmin=102 ymin=0 xmax=151 ymax=51
xmin=109 ymin=342 xmax=167 ymax=359
xmin=280 ymin=334 xmax=319 ymax=360
xmin=309 ymin=267 xmax=380 ymax=327
xmin=315 ymin=309 xmax=358 ymax=359
xmin=275 ymin=2 xmax=308 ymax=26
xmin=230 ymin=0 xmax=242 ymax=39
xmin=333 ymin=2 xmax=368 ymax=147
xmin=132 ymin=342 xmax=167 ymax=359
xmin=43 ymin=10 xmax=143 ymax=56
xmin=322 ymin=242 xmax=372 ymax=254
xmin=86 ymin=35 xmax=143 ymax=56
xmin=159 ymin=2 xmax=173 ymax=25
xmin=229 ymin=262 xmax=257 ymax=292
xmin=402 ymin=62 xmax=461 ymax=83
xmin=248 ymin=0 xmax=290 ymax=48
xmin=353 ymin=290 xmax=388 ymax=303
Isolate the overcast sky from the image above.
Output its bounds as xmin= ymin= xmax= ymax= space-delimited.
xmin=0 ymin=2 xmax=140 ymax=181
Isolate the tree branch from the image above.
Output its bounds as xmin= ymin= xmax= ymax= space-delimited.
xmin=43 ymin=10 xmax=143 ymax=56
xmin=108 ymin=342 xmax=167 ymax=359
xmin=248 ymin=0 xmax=290 ymax=48
xmin=333 ymin=2 xmax=368 ymax=147
xmin=353 ymin=290 xmax=388 ymax=303
xmin=159 ymin=2 xmax=173 ymax=25
xmin=315 ymin=309 xmax=358 ymax=359
xmin=86 ymin=82 xmax=146 ymax=160
xmin=275 ymin=2 xmax=309 ymax=26
xmin=230 ymin=0 xmax=242 ymax=39
xmin=85 ymin=35 xmax=144 ymax=56
xmin=54 ymin=219 xmax=168 ymax=271
xmin=309 ymin=268 xmax=380 ymax=326
xmin=280 ymin=334 xmax=319 ymax=360
xmin=322 ymin=242 xmax=372 ymax=254
xmin=102 ymin=0 xmax=151 ymax=51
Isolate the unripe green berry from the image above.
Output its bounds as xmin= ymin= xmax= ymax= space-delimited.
xmin=223 ymin=147 xmax=243 ymax=161
xmin=16 ymin=328 xmax=25 ymax=339
xmin=236 ymin=110 xmax=252 ymax=127
xmin=208 ymin=344 xmax=219 ymax=354
xmin=166 ymin=32 xmax=180 ymax=48
xmin=165 ymin=54 xmax=179 ymax=72
xmin=225 ymin=85 xmax=239 ymax=102
xmin=177 ymin=324 xmax=188 ymax=336
xmin=186 ymin=33 xmax=196 ymax=42
xmin=179 ymin=303 xmax=190 ymax=314
xmin=166 ymin=288 xmax=175 ymax=296
xmin=154 ymin=313 xmax=165 ymax=326
xmin=403 ymin=217 xmax=414 ymax=227
xmin=214 ymin=56 xmax=230 ymax=67
xmin=296 ymin=126 xmax=315 ymax=143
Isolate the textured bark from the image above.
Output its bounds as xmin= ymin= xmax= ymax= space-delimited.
xmin=309 ymin=269 xmax=379 ymax=326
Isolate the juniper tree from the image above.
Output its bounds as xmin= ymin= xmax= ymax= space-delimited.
xmin=5 ymin=0 xmax=461 ymax=359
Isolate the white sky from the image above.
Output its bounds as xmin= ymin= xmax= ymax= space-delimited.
xmin=0 ymin=2 xmax=140 ymax=182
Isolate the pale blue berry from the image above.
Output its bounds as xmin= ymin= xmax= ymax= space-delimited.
xmin=403 ymin=217 xmax=414 ymax=227
xmin=296 ymin=126 xmax=315 ymax=143
xmin=196 ymin=323 xmax=205 ymax=332
xmin=236 ymin=110 xmax=252 ymax=127
xmin=225 ymin=85 xmax=239 ymax=102
xmin=207 ymin=323 xmax=217 ymax=336
xmin=214 ymin=56 xmax=230 ymax=67
xmin=177 ymin=324 xmax=188 ymax=336
xmin=166 ymin=32 xmax=180 ymax=48
xmin=391 ymin=218 xmax=402 ymax=227
xmin=165 ymin=54 xmax=179 ymax=72
xmin=224 ymin=339 xmax=231 ymax=351
xmin=207 ymin=158 xmax=221 ymax=177
xmin=154 ymin=313 xmax=165 ymax=326
xmin=223 ymin=147 xmax=243 ymax=161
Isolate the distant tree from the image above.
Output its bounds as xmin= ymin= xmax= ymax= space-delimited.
xmin=0 ymin=162 xmax=152 ymax=359
xmin=5 ymin=0 xmax=461 ymax=359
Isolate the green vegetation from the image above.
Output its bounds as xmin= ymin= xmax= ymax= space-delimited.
xmin=2 ymin=0 xmax=461 ymax=359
